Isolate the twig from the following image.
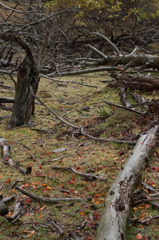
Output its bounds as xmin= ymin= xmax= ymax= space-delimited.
xmin=15 ymin=186 xmax=85 ymax=204
xmin=104 ymin=100 xmax=144 ymax=115
xmin=0 ymin=1 xmax=27 ymax=13
xmin=52 ymin=166 xmax=106 ymax=181
xmin=42 ymin=156 xmax=65 ymax=165
xmin=51 ymin=220 xmax=63 ymax=235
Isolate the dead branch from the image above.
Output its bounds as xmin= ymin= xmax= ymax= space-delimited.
xmin=93 ymin=32 xmax=122 ymax=56
xmin=96 ymin=125 xmax=159 ymax=240
xmin=47 ymin=66 xmax=121 ymax=77
xmin=119 ymin=87 xmax=131 ymax=108
xmin=104 ymin=100 xmax=145 ymax=115
xmin=52 ymin=166 xmax=107 ymax=181
xmin=15 ymin=186 xmax=85 ymax=204
xmin=110 ymin=73 xmax=159 ymax=91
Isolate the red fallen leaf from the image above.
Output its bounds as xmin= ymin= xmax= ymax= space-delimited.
xmin=28 ymin=163 xmax=34 ymax=167
xmin=94 ymin=211 xmax=101 ymax=220
xmin=26 ymin=198 xmax=31 ymax=204
xmin=59 ymin=105 xmax=63 ymax=108
xmin=101 ymin=149 xmax=105 ymax=152
xmin=35 ymin=172 xmax=40 ymax=176
xmin=76 ymin=167 xmax=81 ymax=170
xmin=48 ymin=152 xmax=51 ymax=156
xmin=35 ymin=137 xmax=38 ymax=139
xmin=144 ymin=204 xmax=150 ymax=209
xmin=152 ymin=166 xmax=157 ymax=170
xmin=43 ymin=187 xmax=49 ymax=192
xmin=68 ymin=178 xmax=76 ymax=185
xmin=157 ymin=167 xmax=159 ymax=172
xmin=39 ymin=165 xmax=42 ymax=169
xmin=5 ymin=179 xmax=11 ymax=184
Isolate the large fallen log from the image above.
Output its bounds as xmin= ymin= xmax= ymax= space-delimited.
xmin=96 ymin=125 xmax=159 ymax=240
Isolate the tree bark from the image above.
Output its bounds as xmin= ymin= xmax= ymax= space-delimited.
xmin=96 ymin=125 xmax=159 ymax=240
xmin=8 ymin=55 xmax=39 ymax=128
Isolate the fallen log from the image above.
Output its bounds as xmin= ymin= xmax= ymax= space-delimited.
xmin=96 ymin=125 xmax=159 ymax=240
xmin=110 ymin=74 xmax=159 ymax=91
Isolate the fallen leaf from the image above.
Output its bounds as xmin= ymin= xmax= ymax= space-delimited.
xmin=38 ymin=206 xmax=45 ymax=211
xmin=27 ymin=230 xmax=35 ymax=237
xmin=136 ymin=233 xmax=142 ymax=240
xmin=80 ymin=212 xmax=85 ymax=216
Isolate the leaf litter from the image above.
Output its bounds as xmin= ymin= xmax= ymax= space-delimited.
xmin=0 ymin=72 xmax=159 ymax=239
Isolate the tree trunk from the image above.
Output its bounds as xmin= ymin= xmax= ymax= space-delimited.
xmin=8 ymin=55 xmax=39 ymax=128
xmin=96 ymin=125 xmax=159 ymax=240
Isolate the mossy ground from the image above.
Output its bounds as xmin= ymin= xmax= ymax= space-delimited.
xmin=0 ymin=72 xmax=159 ymax=239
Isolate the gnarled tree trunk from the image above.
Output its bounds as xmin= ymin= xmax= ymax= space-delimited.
xmin=8 ymin=55 xmax=39 ymax=128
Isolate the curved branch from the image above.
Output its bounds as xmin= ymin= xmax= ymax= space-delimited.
xmin=93 ymin=32 xmax=122 ymax=56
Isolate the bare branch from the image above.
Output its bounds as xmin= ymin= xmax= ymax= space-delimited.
xmin=93 ymin=32 xmax=122 ymax=56
xmin=15 ymin=186 xmax=85 ymax=204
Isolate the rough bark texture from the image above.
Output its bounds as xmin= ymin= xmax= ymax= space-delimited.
xmin=8 ymin=55 xmax=39 ymax=128
xmin=110 ymin=74 xmax=159 ymax=91
xmin=96 ymin=125 xmax=159 ymax=240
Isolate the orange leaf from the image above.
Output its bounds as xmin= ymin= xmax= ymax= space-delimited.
xmin=47 ymin=186 xmax=52 ymax=190
xmin=8 ymin=212 xmax=13 ymax=216
xmin=22 ymin=230 xmax=29 ymax=233
xmin=136 ymin=233 xmax=143 ymax=240
xmin=80 ymin=212 xmax=85 ymax=216
xmin=144 ymin=204 xmax=150 ymax=210
xmin=94 ymin=194 xmax=100 ymax=198
xmin=27 ymin=230 xmax=35 ymax=237
xmin=38 ymin=206 xmax=45 ymax=211
xmin=42 ymin=183 xmax=47 ymax=187
xmin=0 ymin=175 xmax=2 ymax=179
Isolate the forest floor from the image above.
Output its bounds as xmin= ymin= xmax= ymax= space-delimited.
xmin=0 ymin=71 xmax=159 ymax=240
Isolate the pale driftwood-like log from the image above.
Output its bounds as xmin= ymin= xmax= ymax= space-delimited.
xmin=96 ymin=125 xmax=159 ymax=240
